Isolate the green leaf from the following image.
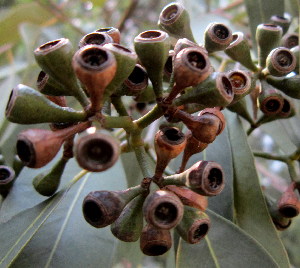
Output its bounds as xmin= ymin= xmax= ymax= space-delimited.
xmin=0 ymin=2 xmax=53 ymax=47
xmin=176 ymin=209 xmax=278 ymax=268
xmin=226 ymin=111 xmax=290 ymax=268
xmin=120 ymin=152 xmax=143 ymax=187
xmin=0 ymin=159 xmax=128 ymax=267
xmin=244 ymin=0 xmax=284 ymax=47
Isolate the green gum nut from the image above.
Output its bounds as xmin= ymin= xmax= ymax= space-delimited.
xmin=103 ymin=43 xmax=137 ymax=99
xmin=34 ymin=38 xmax=89 ymax=108
xmin=259 ymin=80 xmax=284 ymax=116
xmin=204 ymin=22 xmax=233 ymax=53
xmin=13 ymin=155 xmax=24 ymax=177
xmin=5 ymin=84 xmax=86 ymax=124
xmin=134 ymin=30 xmax=171 ymax=98
xmin=82 ymin=186 xmax=145 ymax=228
xmin=37 ymin=71 xmax=69 ymax=96
xmin=225 ymin=32 xmax=258 ymax=71
xmin=174 ymin=72 xmax=234 ymax=108
xmin=256 ymin=24 xmax=282 ymax=68
xmin=0 ymin=165 xmax=16 ymax=196
xmin=110 ymin=194 xmax=145 ymax=242
xmin=227 ymin=69 xmax=254 ymax=103
xmin=270 ymin=14 xmax=291 ymax=36
xmin=78 ymin=32 xmax=113 ymax=48
xmin=266 ymin=74 xmax=300 ymax=99
xmin=263 ymin=47 xmax=296 ymax=77
xmin=282 ymin=33 xmax=299 ymax=49
xmin=158 ymin=2 xmax=195 ymax=42
xmin=176 ymin=206 xmax=210 ymax=244
xmin=227 ymin=98 xmax=255 ymax=126
xmin=33 ymin=157 xmax=68 ymax=196
xmin=291 ymin=46 xmax=299 ymax=73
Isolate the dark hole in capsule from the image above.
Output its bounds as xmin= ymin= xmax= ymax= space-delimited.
xmin=187 ymin=52 xmax=206 ymax=69
xmin=39 ymin=40 xmax=60 ymax=50
xmin=193 ymin=223 xmax=209 ymax=240
xmin=263 ymin=23 xmax=280 ymax=28
xmin=229 ymin=73 xmax=246 ymax=90
xmin=266 ymin=99 xmax=281 ymax=112
xmin=213 ymin=25 xmax=229 ymax=39
xmin=280 ymin=206 xmax=299 ymax=218
xmin=111 ymin=44 xmax=132 ymax=53
xmin=82 ymin=48 xmax=108 ymax=67
xmin=128 ymin=66 xmax=146 ymax=84
xmin=165 ymin=55 xmax=173 ymax=74
xmin=154 ymin=202 xmax=178 ymax=224
xmin=163 ymin=5 xmax=179 ymax=21
xmin=85 ymin=34 xmax=106 ymax=46
xmin=85 ymin=139 xmax=113 ymax=165
xmin=16 ymin=140 xmax=33 ymax=164
xmin=164 ymin=128 xmax=183 ymax=142
xmin=0 ymin=168 xmax=10 ymax=181
xmin=281 ymin=99 xmax=291 ymax=114
xmin=147 ymin=245 xmax=168 ymax=256
xmin=276 ymin=50 xmax=293 ymax=67
xmin=208 ymin=168 xmax=223 ymax=189
xmin=5 ymin=90 xmax=14 ymax=112
xmin=141 ymin=31 xmax=161 ymax=39
xmin=222 ymin=76 xmax=233 ymax=95
xmin=83 ymin=200 xmax=103 ymax=224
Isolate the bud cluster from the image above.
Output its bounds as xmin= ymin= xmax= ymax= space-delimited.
xmin=1 ymin=1 xmax=300 ymax=256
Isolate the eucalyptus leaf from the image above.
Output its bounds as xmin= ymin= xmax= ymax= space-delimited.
xmin=0 ymin=160 xmax=128 ymax=268
xmin=244 ymin=0 xmax=284 ymax=48
xmin=226 ymin=111 xmax=290 ymax=268
xmin=0 ymin=2 xmax=53 ymax=47
xmin=121 ymin=152 xmax=143 ymax=187
xmin=176 ymin=209 xmax=278 ymax=268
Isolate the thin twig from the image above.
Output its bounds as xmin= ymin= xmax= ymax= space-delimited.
xmin=117 ymin=0 xmax=139 ymax=32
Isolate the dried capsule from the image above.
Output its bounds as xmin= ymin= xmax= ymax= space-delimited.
xmin=178 ymin=130 xmax=208 ymax=173
xmin=256 ymin=24 xmax=282 ymax=68
xmin=270 ymin=14 xmax=291 ymax=35
xmin=164 ymin=160 xmax=225 ymax=196
xmin=265 ymin=195 xmax=292 ymax=231
xmin=119 ymin=64 xmax=148 ymax=96
xmin=282 ymin=33 xmax=299 ymax=49
xmin=176 ymin=206 xmax=210 ymax=244
xmin=78 ymin=32 xmax=113 ymax=48
xmin=174 ymin=72 xmax=233 ymax=108
xmin=82 ymin=186 xmax=145 ymax=228
xmin=34 ymin=38 xmax=89 ymax=107
xmin=32 ymin=157 xmax=68 ymax=196
xmin=75 ymin=131 xmax=119 ymax=172
xmin=36 ymin=71 xmax=68 ymax=96
xmin=72 ymin=45 xmax=117 ymax=113
xmin=259 ymin=81 xmax=284 ymax=116
xmin=103 ymin=43 xmax=137 ymax=99
xmin=225 ymin=32 xmax=258 ymax=71
xmin=110 ymin=194 xmax=145 ymax=242
xmin=204 ymin=22 xmax=233 ymax=53
xmin=5 ymin=84 xmax=87 ymax=124
xmin=167 ymin=107 xmax=225 ymax=144
xmin=96 ymin=27 xmax=121 ymax=44
xmin=134 ymin=30 xmax=170 ymax=98
xmin=278 ymin=182 xmax=300 ymax=218
xmin=143 ymin=189 xmax=184 ymax=229
xmin=263 ymin=47 xmax=296 ymax=77
xmin=140 ymin=224 xmax=172 ymax=256
xmin=266 ymin=74 xmax=300 ymax=99
xmin=158 ymin=2 xmax=195 ymax=42
xmin=154 ymin=127 xmax=186 ymax=178
xmin=0 ymin=165 xmax=16 ymax=196
xmin=164 ymin=47 xmax=211 ymax=103
xmin=16 ymin=121 xmax=90 ymax=168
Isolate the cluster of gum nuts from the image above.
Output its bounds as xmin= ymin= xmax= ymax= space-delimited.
xmin=1 ymin=2 xmax=300 ymax=256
